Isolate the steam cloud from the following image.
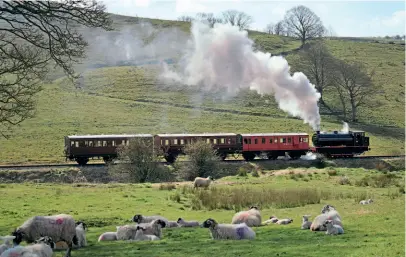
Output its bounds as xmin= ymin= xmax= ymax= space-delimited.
xmin=341 ymin=122 xmax=349 ymax=133
xmin=160 ymin=21 xmax=321 ymax=130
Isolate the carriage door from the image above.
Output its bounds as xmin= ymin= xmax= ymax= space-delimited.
xmin=293 ymin=136 xmax=299 ymax=146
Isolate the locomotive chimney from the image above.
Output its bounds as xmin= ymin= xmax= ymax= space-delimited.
xmin=316 ymin=131 xmax=320 ymax=134
xmin=334 ymin=131 xmax=338 ymax=134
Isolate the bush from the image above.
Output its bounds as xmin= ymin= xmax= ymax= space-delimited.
xmin=355 ymin=173 xmax=402 ymax=188
xmin=237 ymin=167 xmax=248 ymax=177
xmin=251 ymin=169 xmax=260 ymax=177
xmin=159 ymin=183 xmax=176 ymax=190
xmin=327 ymin=169 xmax=338 ymax=176
xmin=338 ymin=176 xmax=351 ymax=185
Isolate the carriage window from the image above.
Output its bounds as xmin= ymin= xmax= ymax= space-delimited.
xmin=71 ymin=141 xmax=75 ymax=147
xmin=126 ymin=140 xmax=129 ymax=146
xmin=220 ymin=138 xmax=225 ymax=144
xmin=85 ymin=141 xmax=89 ymax=147
xmin=303 ymin=138 xmax=308 ymax=142
xmin=75 ymin=141 xmax=79 ymax=147
xmin=173 ymin=139 xmax=178 ymax=145
xmin=180 ymin=139 xmax=184 ymax=145
xmin=165 ymin=140 xmax=169 ymax=145
xmin=89 ymin=141 xmax=94 ymax=147
xmin=254 ymin=139 xmax=258 ymax=144
xmin=102 ymin=141 xmax=107 ymax=146
xmin=213 ymin=139 xmax=217 ymax=144
xmin=262 ymin=138 xmax=265 ymax=144
xmin=112 ymin=141 xmax=116 ymax=146
xmin=244 ymin=139 xmax=248 ymax=144
xmin=274 ymin=138 xmax=278 ymax=143
xmin=206 ymin=138 xmax=210 ymax=144
xmin=280 ymin=138 xmax=286 ymax=143
xmin=269 ymin=138 xmax=273 ymax=144
xmin=248 ymin=139 xmax=251 ymax=144
xmin=287 ymin=138 xmax=291 ymax=143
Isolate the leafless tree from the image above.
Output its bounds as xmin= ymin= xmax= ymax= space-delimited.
xmin=295 ymin=41 xmax=335 ymax=109
xmin=195 ymin=12 xmax=222 ymax=28
xmin=274 ymin=21 xmax=285 ymax=35
xmin=178 ymin=15 xmax=194 ymax=22
xmin=222 ymin=10 xmax=253 ymax=30
xmin=324 ymin=25 xmax=337 ymax=38
xmin=283 ymin=5 xmax=325 ymax=47
xmin=265 ymin=23 xmax=274 ymax=34
xmin=0 ymin=0 xmax=111 ymax=137
xmin=331 ymin=60 xmax=376 ymax=122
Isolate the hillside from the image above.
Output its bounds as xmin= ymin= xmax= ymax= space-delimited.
xmin=0 ymin=14 xmax=404 ymax=163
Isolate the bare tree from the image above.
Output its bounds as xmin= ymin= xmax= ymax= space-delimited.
xmin=295 ymin=41 xmax=335 ymax=109
xmin=274 ymin=21 xmax=285 ymax=35
xmin=265 ymin=23 xmax=274 ymax=34
xmin=283 ymin=5 xmax=325 ymax=47
xmin=196 ymin=12 xmax=222 ymax=28
xmin=222 ymin=10 xmax=253 ymax=30
xmin=0 ymin=0 xmax=111 ymax=137
xmin=178 ymin=15 xmax=194 ymax=22
xmin=331 ymin=60 xmax=376 ymax=122
xmin=324 ymin=25 xmax=337 ymax=38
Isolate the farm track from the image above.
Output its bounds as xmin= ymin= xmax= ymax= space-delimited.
xmin=0 ymin=155 xmax=404 ymax=170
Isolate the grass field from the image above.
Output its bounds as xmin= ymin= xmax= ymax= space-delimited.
xmin=0 ymin=165 xmax=404 ymax=257
xmin=0 ymin=15 xmax=404 ymax=164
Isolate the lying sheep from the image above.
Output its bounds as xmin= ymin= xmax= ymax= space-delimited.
xmin=276 ymin=218 xmax=293 ymax=225
xmin=301 ymin=215 xmax=312 ymax=230
xmin=231 ymin=206 xmax=262 ymax=227
xmin=11 ymin=214 xmax=77 ymax=257
xmin=321 ymin=204 xmax=336 ymax=214
xmin=324 ymin=220 xmax=344 ymax=235
xmin=132 ymin=226 xmax=160 ymax=241
xmin=0 ymin=236 xmax=15 ymax=255
xmin=98 ymin=232 xmax=117 ymax=242
xmin=202 ymin=218 xmax=255 ymax=240
xmin=360 ymin=199 xmax=373 ymax=205
xmin=262 ymin=216 xmax=278 ymax=225
xmin=117 ymin=219 xmax=166 ymax=240
xmin=193 ymin=176 xmax=214 ymax=189
xmin=167 ymin=221 xmax=180 ymax=228
xmin=0 ymin=236 xmax=55 ymax=257
xmin=177 ymin=218 xmax=200 ymax=227
xmin=132 ymin=214 xmax=169 ymax=227
xmin=310 ymin=209 xmax=343 ymax=231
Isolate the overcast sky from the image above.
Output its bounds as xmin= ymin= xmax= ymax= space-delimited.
xmin=101 ymin=0 xmax=405 ymax=37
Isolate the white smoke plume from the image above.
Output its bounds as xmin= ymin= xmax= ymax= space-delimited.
xmin=341 ymin=122 xmax=349 ymax=133
xmin=159 ymin=21 xmax=321 ymax=130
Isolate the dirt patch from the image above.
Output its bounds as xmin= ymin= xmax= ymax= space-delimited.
xmin=353 ymin=209 xmax=377 ymax=216
xmin=268 ymin=168 xmax=325 ymax=176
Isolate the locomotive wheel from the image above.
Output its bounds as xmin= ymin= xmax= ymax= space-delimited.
xmin=267 ymin=154 xmax=278 ymax=160
xmin=164 ymin=154 xmax=177 ymax=163
xmin=76 ymin=157 xmax=89 ymax=166
xmin=242 ymin=152 xmax=255 ymax=161
xmin=103 ymin=156 xmax=113 ymax=164
xmin=218 ymin=153 xmax=227 ymax=161
xmin=289 ymin=153 xmax=300 ymax=160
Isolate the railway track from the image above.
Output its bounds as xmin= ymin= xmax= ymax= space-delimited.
xmin=0 ymin=155 xmax=403 ymax=170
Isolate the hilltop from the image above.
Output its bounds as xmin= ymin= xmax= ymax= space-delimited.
xmin=0 ymin=14 xmax=404 ymax=163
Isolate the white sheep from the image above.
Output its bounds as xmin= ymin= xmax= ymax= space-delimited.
xmin=0 ymin=236 xmax=55 ymax=257
xmin=360 ymin=199 xmax=373 ymax=205
xmin=117 ymin=219 xmax=166 ymax=240
xmin=310 ymin=210 xmax=343 ymax=231
xmin=321 ymin=204 xmax=336 ymax=214
xmin=0 ymin=236 xmax=15 ymax=255
xmin=324 ymin=220 xmax=344 ymax=235
xmin=98 ymin=232 xmax=117 ymax=242
xmin=73 ymin=222 xmax=87 ymax=248
xmin=11 ymin=214 xmax=76 ymax=257
xmin=132 ymin=214 xmax=169 ymax=227
xmin=193 ymin=176 xmax=214 ymax=189
xmin=231 ymin=206 xmax=262 ymax=227
xmin=301 ymin=215 xmax=312 ymax=230
xmin=262 ymin=216 xmax=278 ymax=225
xmin=167 ymin=221 xmax=180 ymax=228
xmin=202 ymin=218 xmax=255 ymax=240
xmin=132 ymin=226 xmax=160 ymax=241
xmin=276 ymin=218 xmax=293 ymax=225
xmin=177 ymin=218 xmax=200 ymax=227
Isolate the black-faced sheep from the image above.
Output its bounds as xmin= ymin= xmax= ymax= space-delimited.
xmin=167 ymin=221 xmax=180 ymax=228
xmin=0 ymin=236 xmax=55 ymax=257
xmin=202 ymin=218 xmax=255 ymax=240
xmin=11 ymin=214 xmax=77 ymax=257
xmin=193 ymin=176 xmax=214 ymax=189
xmin=360 ymin=199 xmax=373 ymax=205
xmin=262 ymin=216 xmax=278 ymax=225
xmin=310 ymin=209 xmax=342 ymax=231
xmin=301 ymin=215 xmax=312 ymax=229
xmin=231 ymin=206 xmax=262 ymax=227
xmin=73 ymin=221 xmax=87 ymax=248
xmin=177 ymin=218 xmax=200 ymax=227
xmin=133 ymin=226 xmax=160 ymax=241
xmin=324 ymin=220 xmax=344 ymax=235
xmin=117 ymin=219 xmax=166 ymax=240
xmin=132 ymin=214 xmax=169 ymax=227
xmin=276 ymin=218 xmax=293 ymax=225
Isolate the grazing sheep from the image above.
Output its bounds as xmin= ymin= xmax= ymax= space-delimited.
xmin=276 ymin=218 xmax=293 ymax=225
xmin=98 ymin=232 xmax=117 ymax=242
xmin=117 ymin=219 xmax=166 ymax=240
xmin=132 ymin=214 xmax=169 ymax=227
xmin=324 ymin=220 xmax=344 ymax=235
xmin=262 ymin=216 xmax=278 ymax=225
xmin=167 ymin=221 xmax=180 ymax=228
xmin=231 ymin=206 xmax=262 ymax=227
xmin=202 ymin=218 xmax=255 ymax=240
xmin=177 ymin=218 xmax=200 ymax=227
xmin=360 ymin=199 xmax=373 ymax=205
xmin=193 ymin=176 xmax=214 ymax=189
xmin=310 ymin=210 xmax=343 ymax=231
xmin=132 ymin=226 xmax=160 ymax=241
xmin=301 ymin=215 xmax=312 ymax=230
xmin=0 ymin=236 xmax=15 ymax=255
xmin=11 ymin=214 xmax=77 ymax=257
xmin=0 ymin=236 xmax=55 ymax=257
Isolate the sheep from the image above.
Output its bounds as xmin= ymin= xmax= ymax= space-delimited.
xmin=0 ymin=236 xmax=55 ymax=257
xmin=231 ymin=206 xmax=262 ymax=227
xmin=262 ymin=216 xmax=278 ymax=225
xmin=117 ymin=219 xmax=166 ymax=240
xmin=98 ymin=232 xmax=117 ymax=242
xmin=276 ymin=218 xmax=293 ymax=225
xmin=202 ymin=218 xmax=255 ymax=240
xmin=360 ymin=199 xmax=373 ymax=205
xmin=0 ymin=236 xmax=15 ymax=255
xmin=177 ymin=218 xmax=200 ymax=227
xmin=11 ymin=214 xmax=77 ymax=257
xmin=301 ymin=215 xmax=312 ymax=230
xmin=193 ymin=176 xmax=214 ymax=189
xmin=321 ymin=204 xmax=336 ymax=214
xmin=132 ymin=226 xmax=160 ymax=241
xmin=310 ymin=210 xmax=343 ymax=231
xmin=73 ymin=222 xmax=87 ymax=248
xmin=324 ymin=220 xmax=344 ymax=235
xmin=132 ymin=214 xmax=169 ymax=227
xmin=167 ymin=221 xmax=180 ymax=228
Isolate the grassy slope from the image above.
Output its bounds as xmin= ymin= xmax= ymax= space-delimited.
xmin=0 ymin=167 xmax=404 ymax=256
xmin=0 ymin=15 xmax=404 ymax=163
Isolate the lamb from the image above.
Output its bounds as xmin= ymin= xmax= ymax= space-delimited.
xmin=0 ymin=236 xmax=55 ymax=257
xmin=301 ymin=215 xmax=312 ymax=230
xmin=73 ymin=222 xmax=87 ymax=248
xmin=11 ymin=214 xmax=77 ymax=257
xmin=276 ymin=218 xmax=293 ymax=225
xmin=231 ymin=206 xmax=262 ymax=227
xmin=132 ymin=226 xmax=160 ymax=241
xmin=360 ymin=199 xmax=373 ymax=205
xmin=98 ymin=232 xmax=117 ymax=242
xmin=310 ymin=209 xmax=343 ymax=231
xmin=262 ymin=216 xmax=278 ymax=225
xmin=177 ymin=218 xmax=200 ymax=227
xmin=167 ymin=221 xmax=180 ymax=228
xmin=132 ymin=214 xmax=169 ymax=227
xmin=202 ymin=218 xmax=255 ymax=240
xmin=117 ymin=219 xmax=166 ymax=240
xmin=193 ymin=176 xmax=214 ymax=189
xmin=0 ymin=236 xmax=15 ymax=255
xmin=324 ymin=220 xmax=344 ymax=235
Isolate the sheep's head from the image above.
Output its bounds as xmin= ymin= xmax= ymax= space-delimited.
xmin=207 ymin=176 xmax=214 ymax=181
xmin=202 ymin=218 xmax=217 ymax=228
xmin=368 ymin=199 xmax=373 ymax=203
xmin=323 ymin=220 xmax=333 ymax=226
xmin=11 ymin=229 xmax=24 ymax=245
xmin=35 ymin=236 xmax=55 ymax=249
xmin=155 ymin=219 xmax=166 ymax=228
xmin=302 ymin=215 xmax=311 ymax=221
xmin=249 ymin=206 xmax=259 ymax=210
xmin=136 ymin=226 xmax=146 ymax=231
xmin=269 ymin=215 xmax=276 ymax=219
xmin=132 ymin=214 xmax=143 ymax=223
xmin=321 ymin=204 xmax=336 ymax=214
xmin=75 ymin=221 xmax=88 ymax=231
xmin=176 ymin=218 xmax=183 ymax=223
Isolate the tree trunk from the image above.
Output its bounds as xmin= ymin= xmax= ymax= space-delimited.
xmin=351 ymin=101 xmax=357 ymax=122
